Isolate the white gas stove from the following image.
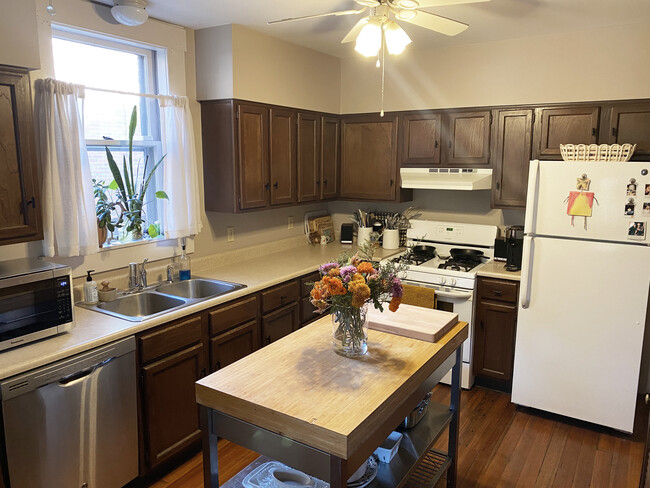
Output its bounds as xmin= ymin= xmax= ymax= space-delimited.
xmin=392 ymin=220 xmax=497 ymax=389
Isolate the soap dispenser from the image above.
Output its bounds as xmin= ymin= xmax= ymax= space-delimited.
xmin=179 ymin=239 xmax=191 ymax=281
xmin=83 ymin=270 xmax=99 ymax=304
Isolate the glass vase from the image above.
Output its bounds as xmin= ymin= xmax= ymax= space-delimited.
xmin=331 ymin=303 xmax=369 ymax=357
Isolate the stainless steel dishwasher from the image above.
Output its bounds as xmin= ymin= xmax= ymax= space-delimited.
xmin=1 ymin=336 xmax=138 ymax=488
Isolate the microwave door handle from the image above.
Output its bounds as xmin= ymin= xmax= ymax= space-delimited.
xmin=520 ymin=236 xmax=534 ymax=309
xmin=0 ymin=270 xmax=55 ymax=290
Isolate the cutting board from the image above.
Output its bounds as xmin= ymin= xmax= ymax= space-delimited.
xmin=367 ymin=304 xmax=458 ymax=343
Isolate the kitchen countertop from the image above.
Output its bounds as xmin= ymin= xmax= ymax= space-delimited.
xmin=477 ymin=261 xmax=521 ymax=281
xmin=0 ymin=242 xmax=404 ymax=381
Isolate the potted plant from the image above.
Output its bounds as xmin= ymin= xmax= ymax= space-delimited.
xmin=92 ymin=178 xmax=120 ymax=248
xmin=105 ymin=105 xmax=168 ymax=241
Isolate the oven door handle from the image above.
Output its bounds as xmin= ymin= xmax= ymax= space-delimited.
xmin=433 ymin=289 xmax=473 ymax=300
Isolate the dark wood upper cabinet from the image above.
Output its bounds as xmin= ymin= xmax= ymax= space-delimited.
xmin=442 ymin=111 xmax=491 ymax=166
xmin=533 ymin=105 xmax=600 ymax=159
xmin=269 ymin=107 xmax=296 ymax=206
xmin=0 ymin=66 xmax=41 ymax=244
xmin=297 ymin=112 xmax=321 ymax=203
xmin=320 ymin=115 xmax=340 ymax=200
xmin=400 ymin=112 xmax=441 ymax=166
xmin=237 ymin=103 xmax=269 ymax=210
xmin=340 ymin=115 xmax=400 ymax=201
xmin=491 ymin=109 xmax=533 ymax=209
xmin=606 ymin=102 xmax=650 ymax=157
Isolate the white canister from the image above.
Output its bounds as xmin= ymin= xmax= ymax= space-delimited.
xmin=382 ymin=229 xmax=400 ymax=250
xmin=357 ymin=226 xmax=372 ymax=246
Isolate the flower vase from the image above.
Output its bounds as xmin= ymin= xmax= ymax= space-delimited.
xmin=331 ymin=303 xmax=369 ymax=357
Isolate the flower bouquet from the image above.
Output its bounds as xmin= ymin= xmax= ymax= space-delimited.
xmin=310 ymin=244 xmax=406 ymax=356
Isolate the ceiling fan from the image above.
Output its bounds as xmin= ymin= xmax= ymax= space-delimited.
xmin=269 ymin=0 xmax=490 ymax=56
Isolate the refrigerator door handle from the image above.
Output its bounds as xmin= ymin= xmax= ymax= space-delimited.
xmin=520 ymin=235 xmax=534 ymax=309
xmin=524 ymin=160 xmax=541 ymax=234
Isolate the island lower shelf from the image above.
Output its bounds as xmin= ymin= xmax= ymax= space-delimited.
xmin=221 ymin=399 xmax=454 ymax=488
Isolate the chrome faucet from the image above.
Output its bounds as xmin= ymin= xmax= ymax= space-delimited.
xmin=139 ymin=258 xmax=148 ymax=288
xmin=128 ymin=262 xmax=139 ymax=290
xmin=166 ymin=264 xmax=174 ymax=283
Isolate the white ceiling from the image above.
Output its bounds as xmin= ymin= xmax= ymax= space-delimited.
xmin=123 ymin=0 xmax=650 ymax=58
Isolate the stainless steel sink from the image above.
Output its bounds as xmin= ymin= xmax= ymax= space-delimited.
xmin=95 ymin=292 xmax=187 ymax=320
xmin=79 ymin=278 xmax=247 ymax=322
xmin=154 ymin=278 xmax=245 ymax=299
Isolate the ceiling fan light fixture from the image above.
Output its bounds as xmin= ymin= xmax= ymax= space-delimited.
xmin=355 ymin=17 xmax=383 ymax=57
xmin=383 ymin=20 xmax=412 ymax=54
xmin=395 ymin=0 xmax=420 ymax=9
xmin=111 ymin=0 xmax=149 ymax=26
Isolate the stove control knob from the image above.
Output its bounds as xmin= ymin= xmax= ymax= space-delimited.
xmin=449 ymin=278 xmax=457 ymax=286
xmin=440 ymin=277 xmax=446 ymax=285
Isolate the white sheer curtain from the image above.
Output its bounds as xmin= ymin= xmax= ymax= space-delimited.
xmin=158 ymin=95 xmax=203 ymax=239
xmin=34 ymin=79 xmax=98 ymax=257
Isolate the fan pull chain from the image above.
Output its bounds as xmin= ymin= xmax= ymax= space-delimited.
xmin=380 ymin=33 xmax=386 ymax=117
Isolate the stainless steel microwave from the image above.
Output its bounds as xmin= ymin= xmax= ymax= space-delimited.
xmin=0 ymin=258 xmax=74 ymax=352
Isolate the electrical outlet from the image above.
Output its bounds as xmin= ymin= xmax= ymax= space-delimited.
xmin=227 ymin=226 xmax=235 ymax=242
xmin=288 ymin=216 xmax=294 ymax=229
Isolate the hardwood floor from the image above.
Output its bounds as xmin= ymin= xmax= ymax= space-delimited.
xmin=147 ymin=385 xmax=645 ymax=488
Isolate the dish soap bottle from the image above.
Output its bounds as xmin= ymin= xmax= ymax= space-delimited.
xmin=179 ymin=241 xmax=191 ymax=281
xmin=83 ymin=270 xmax=98 ymax=304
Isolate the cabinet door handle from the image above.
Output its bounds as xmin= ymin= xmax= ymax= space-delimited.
xmin=323 ymin=178 xmax=328 ymax=186
xmin=434 ymin=140 xmax=438 ymax=148
xmin=25 ymin=196 xmax=36 ymax=208
xmin=316 ymin=180 xmax=321 ymax=186
xmin=200 ymin=368 xmax=207 ymax=378
xmin=215 ymin=361 xmax=221 ymax=370
xmin=493 ymin=290 xmax=502 ymax=296
xmin=265 ymin=182 xmax=270 ymax=190
xmin=496 ymin=182 xmax=500 ymax=191
xmin=480 ymin=321 xmax=484 ymax=329
xmin=390 ymin=179 xmax=394 ymax=187
xmin=280 ymin=295 xmax=287 ymax=301
xmin=592 ymin=127 xmax=597 ymax=137
xmin=266 ymin=336 xmax=271 ymax=345
xmin=273 ymin=181 xmax=279 ymax=189
xmin=611 ymin=127 xmax=618 ymax=137
xmin=448 ymin=141 xmax=452 ymax=148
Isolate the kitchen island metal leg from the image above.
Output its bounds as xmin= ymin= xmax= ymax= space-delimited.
xmin=201 ymin=405 xmax=220 ymax=488
xmin=447 ymin=346 xmax=462 ymax=488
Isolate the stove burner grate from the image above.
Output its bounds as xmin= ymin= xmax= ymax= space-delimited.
xmin=438 ymin=257 xmax=481 ymax=272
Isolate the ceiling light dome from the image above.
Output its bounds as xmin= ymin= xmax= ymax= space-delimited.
xmin=383 ymin=20 xmax=412 ymax=54
xmin=111 ymin=0 xmax=149 ymax=26
xmin=355 ymin=16 xmax=383 ymax=57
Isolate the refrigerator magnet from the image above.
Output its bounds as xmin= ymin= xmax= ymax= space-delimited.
xmin=643 ymin=202 xmax=650 ymax=215
xmin=628 ymin=221 xmax=646 ymax=240
xmin=645 ymin=184 xmax=650 ymax=197
xmin=625 ymin=199 xmax=635 ymax=216
xmin=627 ymin=179 xmax=637 ymax=196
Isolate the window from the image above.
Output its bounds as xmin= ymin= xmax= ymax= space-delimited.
xmin=51 ymin=26 xmax=168 ymax=246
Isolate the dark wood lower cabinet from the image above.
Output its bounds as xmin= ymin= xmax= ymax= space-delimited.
xmin=140 ymin=342 xmax=206 ymax=470
xmin=211 ymin=320 xmax=259 ymax=371
xmin=473 ymin=277 xmax=519 ymax=391
xmin=262 ymin=302 xmax=299 ymax=345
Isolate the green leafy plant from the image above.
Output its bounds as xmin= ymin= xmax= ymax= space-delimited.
xmin=92 ymin=178 xmax=120 ymax=232
xmin=105 ymin=105 xmax=168 ymax=238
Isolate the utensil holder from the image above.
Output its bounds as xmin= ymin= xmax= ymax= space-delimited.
xmin=357 ymin=226 xmax=372 ymax=246
xmin=382 ymin=229 xmax=400 ymax=250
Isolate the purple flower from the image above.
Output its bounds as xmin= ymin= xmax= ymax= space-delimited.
xmin=339 ymin=265 xmax=358 ymax=282
xmin=319 ymin=262 xmax=339 ymax=274
xmin=391 ymin=278 xmax=403 ymax=298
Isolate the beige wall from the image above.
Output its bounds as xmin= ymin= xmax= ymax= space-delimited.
xmin=195 ymin=24 xmax=234 ymax=100
xmin=341 ymin=22 xmax=650 ymax=113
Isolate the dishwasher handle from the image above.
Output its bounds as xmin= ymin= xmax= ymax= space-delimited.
xmin=58 ymin=356 xmax=116 ymax=386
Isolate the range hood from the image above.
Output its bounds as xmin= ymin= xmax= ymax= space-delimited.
xmin=400 ymin=168 xmax=493 ymax=190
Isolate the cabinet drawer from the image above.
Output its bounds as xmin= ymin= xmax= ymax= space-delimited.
xmin=262 ymin=302 xmax=299 ymax=345
xmin=478 ymin=278 xmax=518 ymax=303
xmin=300 ymin=271 xmax=321 ymax=298
xmin=211 ymin=320 xmax=259 ymax=371
xmin=209 ymin=295 xmax=258 ymax=336
xmin=139 ymin=315 xmax=203 ymax=364
xmin=261 ymin=280 xmax=300 ymax=313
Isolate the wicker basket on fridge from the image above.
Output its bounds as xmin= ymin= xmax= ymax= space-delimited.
xmin=560 ymin=143 xmax=636 ymax=162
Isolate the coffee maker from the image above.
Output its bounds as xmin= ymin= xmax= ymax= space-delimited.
xmin=505 ymin=225 xmax=524 ymax=271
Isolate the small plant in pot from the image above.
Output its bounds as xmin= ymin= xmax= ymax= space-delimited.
xmin=92 ymin=178 xmax=120 ymax=248
xmin=105 ymin=105 xmax=168 ymax=241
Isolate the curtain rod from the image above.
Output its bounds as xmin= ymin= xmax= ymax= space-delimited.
xmin=85 ymin=86 xmax=175 ymax=101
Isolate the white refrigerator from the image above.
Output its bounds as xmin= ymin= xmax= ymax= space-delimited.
xmin=512 ymin=160 xmax=650 ymax=433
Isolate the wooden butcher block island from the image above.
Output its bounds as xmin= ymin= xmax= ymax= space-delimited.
xmin=196 ymin=313 xmax=468 ymax=488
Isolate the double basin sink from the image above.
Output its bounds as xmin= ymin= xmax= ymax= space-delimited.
xmin=80 ymin=278 xmax=246 ymax=322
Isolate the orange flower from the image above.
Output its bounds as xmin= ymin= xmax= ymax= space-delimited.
xmin=389 ymin=296 xmax=401 ymax=312
xmin=349 ymin=281 xmax=371 ymax=307
xmin=328 ymin=267 xmax=341 ymax=277
xmin=357 ymin=262 xmax=374 ymax=274
xmin=351 ymin=273 xmax=366 ymax=283
xmin=323 ymin=276 xmax=346 ymax=296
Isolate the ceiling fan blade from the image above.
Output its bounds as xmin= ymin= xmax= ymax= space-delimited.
xmin=414 ymin=0 xmax=490 ymax=7
xmin=399 ymin=10 xmax=468 ymax=36
xmin=268 ymin=8 xmax=366 ymax=25
xmin=341 ymin=17 xmax=369 ymax=43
